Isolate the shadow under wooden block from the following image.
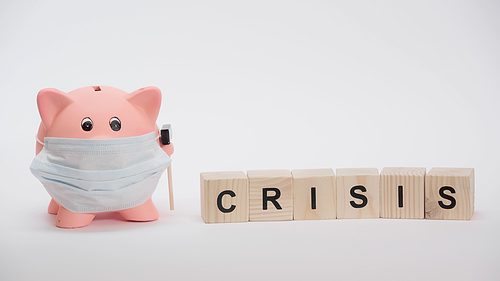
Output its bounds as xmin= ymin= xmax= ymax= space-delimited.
xmin=292 ymin=169 xmax=336 ymax=220
xmin=248 ymin=170 xmax=293 ymax=221
xmin=336 ymin=168 xmax=379 ymax=219
xmin=200 ymin=171 xmax=248 ymax=223
xmin=425 ymin=168 xmax=474 ymax=220
xmin=380 ymin=167 xmax=425 ymax=219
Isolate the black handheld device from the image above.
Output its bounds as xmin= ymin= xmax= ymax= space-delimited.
xmin=160 ymin=124 xmax=172 ymax=145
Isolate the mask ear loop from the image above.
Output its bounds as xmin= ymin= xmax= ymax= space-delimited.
xmin=36 ymin=135 xmax=44 ymax=146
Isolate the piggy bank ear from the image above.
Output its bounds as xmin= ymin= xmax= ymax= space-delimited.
xmin=37 ymin=88 xmax=74 ymax=130
xmin=126 ymin=86 xmax=162 ymax=124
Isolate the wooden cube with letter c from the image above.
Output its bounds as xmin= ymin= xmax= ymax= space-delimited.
xmin=200 ymin=171 xmax=248 ymax=223
xmin=248 ymin=170 xmax=293 ymax=221
xmin=336 ymin=168 xmax=379 ymax=219
xmin=425 ymin=168 xmax=474 ymax=220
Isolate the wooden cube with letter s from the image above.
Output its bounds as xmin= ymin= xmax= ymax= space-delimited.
xmin=336 ymin=168 xmax=379 ymax=219
xmin=425 ymin=168 xmax=474 ymax=220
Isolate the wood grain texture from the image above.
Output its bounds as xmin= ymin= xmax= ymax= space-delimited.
xmin=200 ymin=171 xmax=248 ymax=223
xmin=292 ymin=169 xmax=336 ymax=220
xmin=248 ymin=170 xmax=293 ymax=221
xmin=425 ymin=168 xmax=474 ymax=220
xmin=336 ymin=168 xmax=379 ymax=219
xmin=380 ymin=167 xmax=425 ymax=219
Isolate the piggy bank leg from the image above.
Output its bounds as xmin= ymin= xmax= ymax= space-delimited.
xmin=48 ymin=199 xmax=59 ymax=215
xmin=119 ymin=198 xmax=159 ymax=222
xmin=55 ymin=206 xmax=95 ymax=228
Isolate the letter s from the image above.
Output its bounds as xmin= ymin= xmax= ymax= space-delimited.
xmin=438 ymin=186 xmax=456 ymax=209
xmin=350 ymin=185 xmax=368 ymax=208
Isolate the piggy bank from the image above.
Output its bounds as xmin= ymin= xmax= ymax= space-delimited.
xmin=30 ymin=86 xmax=174 ymax=228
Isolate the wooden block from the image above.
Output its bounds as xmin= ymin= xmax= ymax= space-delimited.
xmin=425 ymin=168 xmax=474 ymax=220
xmin=292 ymin=169 xmax=336 ymax=220
xmin=248 ymin=170 xmax=293 ymax=221
xmin=200 ymin=171 xmax=248 ymax=223
xmin=380 ymin=167 xmax=425 ymax=219
xmin=336 ymin=168 xmax=379 ymax=219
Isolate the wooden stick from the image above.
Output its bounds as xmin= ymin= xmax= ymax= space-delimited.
xmin=167 ymin=164 xmax=174 ymax=210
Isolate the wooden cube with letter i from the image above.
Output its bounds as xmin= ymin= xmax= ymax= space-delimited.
xmin=200 ymin=171 xmax=248 ymax=223
xmin=248 ymin=170 xmax=293 ymax=221
xmin=292 ymin=169 xmax=336 ymax=220
xmin=380 ymin=167 xmax=425 ymax=219
xmin=336 ymin=168 xmax=379 ymax=219
xmin=425 ymin=168 xmax=474 ymax=220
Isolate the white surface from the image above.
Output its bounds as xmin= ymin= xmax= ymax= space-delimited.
xmin=1 ymin=1 xmax=499 ymax=280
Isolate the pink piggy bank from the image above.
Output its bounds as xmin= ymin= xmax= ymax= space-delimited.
xmin=30 ymin=86 xmax=174 ymax=228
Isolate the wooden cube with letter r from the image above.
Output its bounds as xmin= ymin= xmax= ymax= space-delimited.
xmin=425 ymin=168 xmax=474 ymax=220
xmin=200 ymin=171 xmax=248 ymax=223
xmin=248 ymin=170 xmax=293 ymax=221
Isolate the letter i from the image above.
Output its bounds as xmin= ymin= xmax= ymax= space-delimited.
xmin=398 ymin=185 xmax=403 ymax=208
xmin=311 ymin=187 xmax=316 ymax=210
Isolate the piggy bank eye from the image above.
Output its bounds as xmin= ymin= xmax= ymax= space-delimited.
xmin=81 ymin=117 xmax=93 ymax=132
xmin=109 ymin=117 xmax=121 ymax=131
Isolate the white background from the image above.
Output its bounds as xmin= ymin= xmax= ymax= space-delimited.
xmin=1 ymin=1 xmax=499 ymax=280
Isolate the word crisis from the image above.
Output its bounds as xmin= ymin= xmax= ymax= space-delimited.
xmin=200 ymin=167 xmax=474 ymax=223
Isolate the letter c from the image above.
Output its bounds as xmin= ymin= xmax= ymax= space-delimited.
xmin=217 ymin=190 xmax=236 ymax=213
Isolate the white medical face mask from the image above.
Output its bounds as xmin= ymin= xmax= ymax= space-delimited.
xmin=30 ymin=132 xmax=171 ymax=213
